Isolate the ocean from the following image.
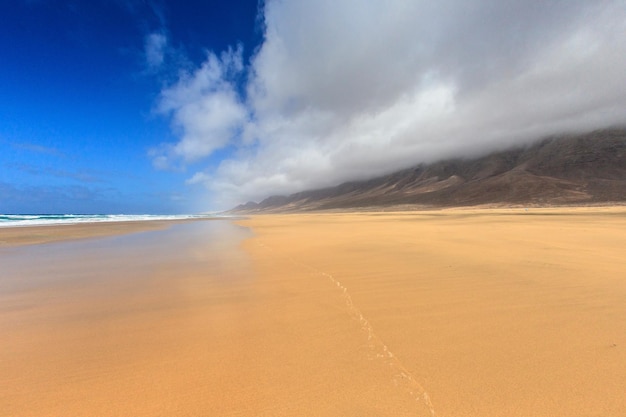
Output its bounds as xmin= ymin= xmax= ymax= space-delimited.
xmin=0 ymin=214 xmax=219 ymax=227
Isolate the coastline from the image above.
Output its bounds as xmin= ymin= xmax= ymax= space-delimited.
xmin=0 ymin=218 xmax=211 ymax=247
xmin=1 ymin=205 xmax=623 ymax=248
xmin=1 ymin=207 xmax=625 ymax=416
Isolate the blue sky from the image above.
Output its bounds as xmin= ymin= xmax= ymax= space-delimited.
xmin=2 ymin=1 xmax=625 ymax=214
xmin=1 ymin=0 xmax=259 ymax=213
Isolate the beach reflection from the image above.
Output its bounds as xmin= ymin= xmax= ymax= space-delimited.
xmin=0 ymin=220 xmax=252 ymax=293
xmin=0 ymin=220 xmax=258 ymax=417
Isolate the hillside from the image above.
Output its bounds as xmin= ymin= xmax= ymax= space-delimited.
xmin=231 ymin=128 xmax=626 ymax=213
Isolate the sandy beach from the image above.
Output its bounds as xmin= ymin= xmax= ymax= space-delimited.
xmin=239 ymin=207 xmax=626 ymax=416
xmin=2 ymin=208 xmax=626 ymax=416
xmin=0 ymin=220 xmax=196 ymax=247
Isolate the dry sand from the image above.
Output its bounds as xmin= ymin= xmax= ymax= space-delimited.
xmin=237 ymin=207 xmax=626 ymax=416
xmin=1 ymin=208 xmax=625 ymax=416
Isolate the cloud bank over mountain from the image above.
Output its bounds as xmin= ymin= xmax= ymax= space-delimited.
xmin=153 ymin=0 xmax=626 ymax=208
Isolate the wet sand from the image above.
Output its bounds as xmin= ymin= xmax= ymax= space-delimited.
xmin=0 ymin=220 xmax=257 ymax=417
xmin=1 ymin=208 xmax=626 ymax=416
xmin=0 ymin=220 xmax=193 ymax=247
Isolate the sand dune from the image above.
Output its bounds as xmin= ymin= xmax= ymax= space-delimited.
xmin=1 ymin=208 xmax=625 ymax=416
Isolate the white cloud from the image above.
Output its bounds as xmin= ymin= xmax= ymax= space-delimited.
xmin=152 ymin=46 xmax=247 ymax=165
xmin=153 ymin=0 xmax=626 ymax=209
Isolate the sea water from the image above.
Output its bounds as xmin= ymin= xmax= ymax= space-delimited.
xmin=0 ymin=213 xmax=220 ymax=227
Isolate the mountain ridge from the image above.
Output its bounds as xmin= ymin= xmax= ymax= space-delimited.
xmin=230 ymin=128 xmax=626 ymax=213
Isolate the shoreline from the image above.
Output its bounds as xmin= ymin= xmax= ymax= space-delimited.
xmin=0 ymin=218 xmax=214 ymax=247
xmin=1 ymin=207 xmax=625 ymax=415
xmin=2 ymin=205 xmax=624 ymax=247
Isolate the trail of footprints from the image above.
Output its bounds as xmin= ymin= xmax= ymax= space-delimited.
xmin=257 ymin=241 xmax=436 ymax=416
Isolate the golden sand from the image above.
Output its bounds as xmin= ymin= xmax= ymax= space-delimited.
xmin=0 ymin=220 xmax=189 ymax=247
xmin=0 ymin=221 xmax=256 ymax=417
xmin=237 ymin=207 xmax=626 ymax=416
xmin=1 ymin=209 xmax=625 ymax=416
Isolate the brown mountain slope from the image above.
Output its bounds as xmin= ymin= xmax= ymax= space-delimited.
xmin=231 ymin=128 xmax=626 ymax=213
